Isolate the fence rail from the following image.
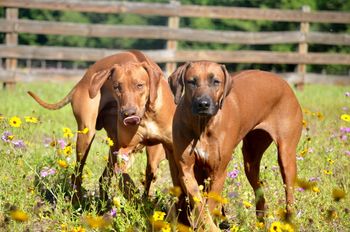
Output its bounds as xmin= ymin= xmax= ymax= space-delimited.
xmin=0 ymin=0 xmax=349 ymax=85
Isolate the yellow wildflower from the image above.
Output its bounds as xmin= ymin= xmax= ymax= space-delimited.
xmin=63 ymin=127 xmax=74 ymax=138
xmin=332 ymin=188 xmax=346 ymax=201
xmin=312 ymin=186 xmax=320 ymax=193
xmin=327 ymin=158 xmax=335 ymax=164
xmin=169 ymin=186 xmax=182 ymax=197
xmin=24 ymin=116 xmax=38 ymax=123
xmin=256 ymin=221 xmax=264 ymax=229
xmin=63 ymin=145 xmax=73 ymax=156
xmin=71 ymin=226 xmax=86 ymax=232
xmin=231 ymin=224 xmax=240 ymax=232
xmin=269 ymin=221 xmax=283 ymax=232
xmin=323 ymin=170 xmax=332 ymax=175
xmin=78 ymin=127 xmax=89 ymax=134
xmin=341 ymin=114 xmax=350 ymax=122
xmin=207 ymin=191 xmax=228 ymax=204
xmin=177 ymin=223 xmax=192 ymax=232
xmin=282 ymin=223 xmax=295 ymax=232
xmin=152 ymin=211 xmax=166 ymax=221
xmin=243 ymin=200 xmax=253 ymax=208
xmin=9 ymin=116 xmax=22 ymax=128
xmin=0 ymin=115 xmax=4 ymax=121
xmin=113 ymin=196 xmax=121 ymax=208
xmin=84 ymin=215 xmax=110 ymax=229
xmin=161 ymin=222 xmax=171 ymax=232
xmin=105 ymin=137 xmax=114 ymax=147
xmin=193 ymin=196 xmax=201 ymax=204
xmin=302 ymin=120 xmax=307 ymax=128
xmin=57 ymin=159 xmax=68 ymax=168
xmin=316 ymin=112 xmax=324 ymax=120
xmin=10 ymin=209 xmax=29 ymax=222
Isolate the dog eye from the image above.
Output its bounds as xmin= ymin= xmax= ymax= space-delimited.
xmin=113 ymin=84 xmax=121 ymax=92
xmin=213 ymin=79 xmax=221 ymax=86
xmin=136 ymin=83 xmax=144 ymax=89
xmin=186 ymin=79 xmax=196 ymax=86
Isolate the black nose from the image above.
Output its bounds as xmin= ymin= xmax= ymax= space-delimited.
xmin=197 ymin=98 xmax=210 ymax=110
xmin=121 ymin=107 xmax=136 ymax=118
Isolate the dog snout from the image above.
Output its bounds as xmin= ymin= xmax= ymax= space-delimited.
xmin=197 ymin=98 xmax=210 ymax=110
xmin=121 ymin=107 xmax=137 ymax=118
xmin=192 ymin=96 xmax=217 ymax=116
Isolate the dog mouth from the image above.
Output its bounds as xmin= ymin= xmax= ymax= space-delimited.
xmin=123 ymin=115 xmax=141 ymax=126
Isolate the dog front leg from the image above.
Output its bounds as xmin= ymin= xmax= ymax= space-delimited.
xmin=179 ymin=164 xmax=220 ymax=232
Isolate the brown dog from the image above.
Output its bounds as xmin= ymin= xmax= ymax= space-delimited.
xmin=28 ymin=50 xmax=173 ymax=203
xmin=169 ymin=61 xmax=303 ymax=231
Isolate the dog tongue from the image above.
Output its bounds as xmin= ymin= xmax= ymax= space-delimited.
xmin=123 ymin=116 xmax=141 ymax=126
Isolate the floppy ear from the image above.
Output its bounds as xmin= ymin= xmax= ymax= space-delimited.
xmin=219 ymin=65 xmax=233 ymax=109
xmin=168 ymin=62 xmax=191 ymax=104
xmin=142 ymin=62 xmax=162 ymax=106
xmin=88 ymin=69 xmax=113 ymax=99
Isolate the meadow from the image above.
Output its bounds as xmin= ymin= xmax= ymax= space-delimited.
xmin=0 ymin=82 xmax=349 ymax=232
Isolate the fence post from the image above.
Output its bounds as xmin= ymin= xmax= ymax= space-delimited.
xmin=3 ymin=8 xmax=18 ymax=89
xmin=166 ymin=0 xmax=180 ymax=77
xmin=297 ymin=5 xmax=310 ymax=89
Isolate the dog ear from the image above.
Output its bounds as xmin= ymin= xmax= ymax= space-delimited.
xmin=219 ymin=65 xmax=233 ymax=109
xmin=168 ymin=62 xmax=191 ymax=104
xmin=89 ymin=69 xmax=113 ymax=99
xmin=142 ymin=62 xmax=162 ymax=106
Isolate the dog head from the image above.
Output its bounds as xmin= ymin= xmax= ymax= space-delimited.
xmin=169 ymin=61 xmax=232 ymax=116
xmin=89 ymin=62 xmax=161 ymax=126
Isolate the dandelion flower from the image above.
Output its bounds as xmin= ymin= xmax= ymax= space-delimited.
xmin=152 ymin=211 xmax=166 ymax=221
xmin=9 ymin=116 xmax=22 ymax=128
xmin=57 ymin=159 xmax=68 ymax=168
xmin=105 ymin=137 xmax=114 ymax=146
xmin=62 ymin=127 xmax=74 ymax=138
xmin=10 ymin=209 xmax=29 ymax=222
xmin=341 ymin=114 xmax=350 ymax=122
xmin=24 ymin=116 xmax=38 ymax=123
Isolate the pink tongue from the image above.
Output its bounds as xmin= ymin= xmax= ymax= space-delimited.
xmin=123 ymin=116 xmax=141 ymax=126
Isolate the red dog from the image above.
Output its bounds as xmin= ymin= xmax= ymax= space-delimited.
xmin=169 ymin=61 xmax=303 ymax=231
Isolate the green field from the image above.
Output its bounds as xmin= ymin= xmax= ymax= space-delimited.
xmin=0 ymin=82 xmax=349 ymax=232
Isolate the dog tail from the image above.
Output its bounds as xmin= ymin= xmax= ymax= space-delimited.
xmin=27 ymin=88 xmax=74 ymax=110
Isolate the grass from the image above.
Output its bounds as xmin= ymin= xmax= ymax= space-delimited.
xmin=0 ymin=82 xmax=349 ymax=232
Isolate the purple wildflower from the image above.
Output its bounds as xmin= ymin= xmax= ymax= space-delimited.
xmin=228 ymin=169 xmax=239 ymax=179
xmin=1 ymin=131 xmax=12 ymax=143
xmin=57 ymin=139 xmax=66 ymax=149
xmin=110 ymin=208 xmax=117 ymax=217
xmin=343 ymin=106 xmax=349 ymax=112
xmin=40 ymin=167 xmax=56 ymax=177
xmin=345 ymin=92 xmax=350 ymax=97
xmin=340 ymin=134 xmax=348 ymax=141
xmin=345 ymin=151 xmax=350 ymax=156
xmin=12 ymin=139 xmax=25 ymax=149
xmin=340 ymin=127 xmax=350 ymax=133
xmin=309 ymin=177 xmax=321 ymax=182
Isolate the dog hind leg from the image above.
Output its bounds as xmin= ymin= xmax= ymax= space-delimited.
xmin=242 ymin=129 xmax=273 ymax=221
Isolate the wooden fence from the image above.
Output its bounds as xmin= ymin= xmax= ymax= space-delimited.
xmin=0 ymin=0 xmax=350 ymax=85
